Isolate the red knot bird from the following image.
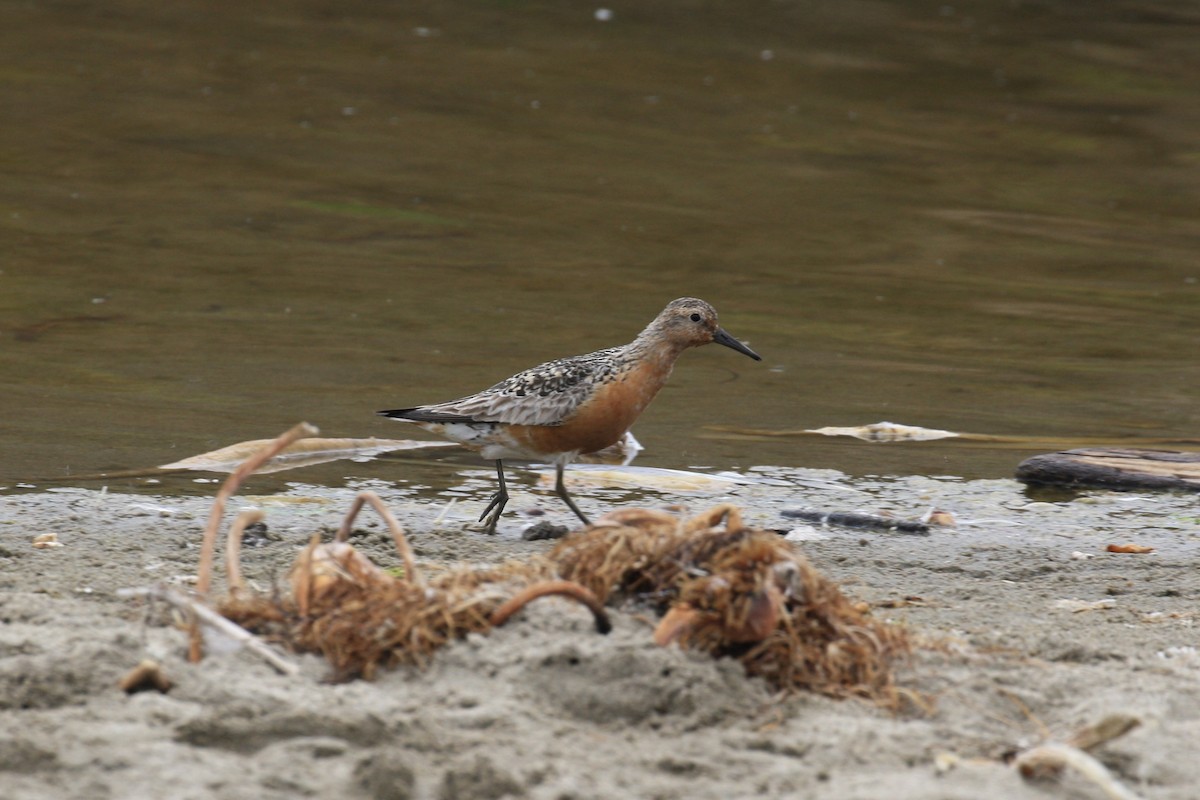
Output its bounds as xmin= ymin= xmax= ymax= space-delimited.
xmin=379 ymin=297 xmax=761 ymax=533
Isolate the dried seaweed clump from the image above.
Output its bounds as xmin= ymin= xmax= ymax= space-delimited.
xmin=548 ymin=504 xmax=914 ymax=709
xmin=210 ymin=494 xmax=604 ymax=681
xmin=216 ymin=494 xmax=595 ymax=681
xmin=221 ymin=553 xmax=542 ymax=681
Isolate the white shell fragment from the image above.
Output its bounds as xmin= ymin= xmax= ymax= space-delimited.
xmin=805 ymin=422 xmax=961 ymax=442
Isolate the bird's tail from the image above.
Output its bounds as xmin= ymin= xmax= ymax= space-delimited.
xmin=377 ymin=408 xmax=475 ymax=423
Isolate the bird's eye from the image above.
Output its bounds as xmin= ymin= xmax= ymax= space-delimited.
xmin=689 ymin=313 xmax=702 ymax=322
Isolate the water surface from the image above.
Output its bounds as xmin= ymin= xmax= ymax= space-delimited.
xmin=2 ymin=0 xmax=1197 ymax=497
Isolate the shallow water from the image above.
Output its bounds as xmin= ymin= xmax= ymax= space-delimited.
xmin=2 ymin=0 xmax=1197 ymax=497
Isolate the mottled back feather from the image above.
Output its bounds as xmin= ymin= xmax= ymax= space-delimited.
xmin=383 ymin=346 xmax=626 ymax=427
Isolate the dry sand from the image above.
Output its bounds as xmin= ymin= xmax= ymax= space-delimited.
xmin=1 ymin=469 xmax=1197 ymax=799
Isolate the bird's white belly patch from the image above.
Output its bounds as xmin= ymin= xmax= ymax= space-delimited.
xmin=419 ymin=421 xmax=541 ymax=461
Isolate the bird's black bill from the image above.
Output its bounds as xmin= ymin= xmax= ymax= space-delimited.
xmin=713 ymin=327 xmax=762 ymax=361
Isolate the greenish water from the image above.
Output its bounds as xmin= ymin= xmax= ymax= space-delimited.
xmin=1 ymin=0 xmax=1197 ymax=495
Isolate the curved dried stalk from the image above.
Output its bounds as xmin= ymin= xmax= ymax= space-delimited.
xmin=292 ymin=533 xmax=321 ymax=617
xmin=196 ymin=422 xmax=318 ymax=597
xmin=685 ymin=503 xmax=743 ymax=533
xmin=490 ymin=580 xmax=612 ymax=634
xmin=335 ymin=490 xmax=420 ymax=584
xmin=225 ymin=509 xmax=266 ymax=596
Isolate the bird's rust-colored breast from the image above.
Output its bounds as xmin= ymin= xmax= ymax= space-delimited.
xmin=507 ymin=360 xmax=671 ymax=457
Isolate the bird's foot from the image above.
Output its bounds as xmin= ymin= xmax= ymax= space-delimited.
xmin=476 ymin=489 xmax=508 ymax=535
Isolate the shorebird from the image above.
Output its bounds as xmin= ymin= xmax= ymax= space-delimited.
xmin=379 ymin=297 xmax=761 ymax=533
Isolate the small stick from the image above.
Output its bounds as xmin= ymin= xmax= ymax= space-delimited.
xmin=120 ymin=585 xmax=300 ymax=676
xmin=293 ymin=534 xmax=321 ymax=617
xmin=1014 ymin=743 xmax=1144 ymax=800
xmin=196 ymin=423 xmax=318 ymax=597
xmin=490 ymin=580 xmax=612 ymax=634
xmin=1068 ymin=714 xmax=1141 ymax=753
xmin=433 ymin=498 xmax=456 ymax=526
xmin=225 ymin=509 xmax=266 ymax=596
xmin=335 ymin=491 xmax=420 ymax=584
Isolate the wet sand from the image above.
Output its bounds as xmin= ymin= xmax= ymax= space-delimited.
xmin=2 ymin=472 xmax=1197 ymax=799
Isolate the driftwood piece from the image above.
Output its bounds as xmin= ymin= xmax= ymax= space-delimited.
xmin=1014 ymin=743 xmax=1144 ymax=800
xmin=120 ymin=585 xmax=301 ymax=676
xmin=1016 ymin=448 xmax=1200 ymax=492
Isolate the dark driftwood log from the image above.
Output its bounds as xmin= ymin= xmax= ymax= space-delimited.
xmin=1016 ymin=448 xmax=1200 ymax=492
xmin=780 ymin=509 xmax=931 ymax=535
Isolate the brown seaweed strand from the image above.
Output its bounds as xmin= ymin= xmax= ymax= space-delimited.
xmin=224 ymin=509 xmax=266 ymax=596
xmin=335 ymin=491 xmax=421 ymax=585
xmin=490 ymin=580 xmax=612 ymax=634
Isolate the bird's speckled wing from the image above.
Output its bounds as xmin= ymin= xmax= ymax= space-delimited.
xmin=408 ymin=347 xmax=624 ymax=427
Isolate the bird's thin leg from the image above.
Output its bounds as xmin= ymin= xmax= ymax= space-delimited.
xmin=478 ymin=460 xmax=509 ymax=534
xmin=555 ymin=463 xmax=591 ymax=526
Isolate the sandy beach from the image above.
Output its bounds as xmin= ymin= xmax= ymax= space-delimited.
xmin=2 ymin=468 xmax=1197 ymax=800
